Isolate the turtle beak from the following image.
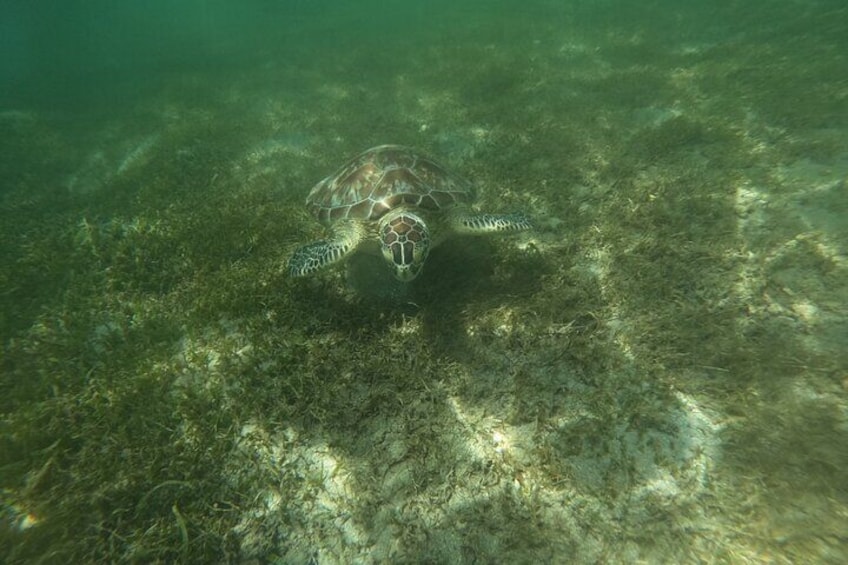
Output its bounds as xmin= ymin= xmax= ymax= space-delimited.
xmin=392 ymin=260 xmax=424 ymax=282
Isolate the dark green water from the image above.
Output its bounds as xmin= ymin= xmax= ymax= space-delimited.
xmin=2 ymin=1 xmax=847 ymax=562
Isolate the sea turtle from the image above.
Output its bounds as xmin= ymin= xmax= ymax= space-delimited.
xmin=288 ymin=145 xmax=531 ymax=281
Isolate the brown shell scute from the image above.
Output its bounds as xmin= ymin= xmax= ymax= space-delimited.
xmin=307 ymin=145 xmax=474 ymax=225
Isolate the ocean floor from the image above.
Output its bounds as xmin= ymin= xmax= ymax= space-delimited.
xmin=2 ymin=2 xmax=847 ymax=562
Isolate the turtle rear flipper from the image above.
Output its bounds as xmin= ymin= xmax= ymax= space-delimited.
xmin=288 ymin=220 xmax=364 ymax=277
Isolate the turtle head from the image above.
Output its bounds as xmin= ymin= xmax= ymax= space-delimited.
xmin=380 ymin=211 xmax=431 ymax=281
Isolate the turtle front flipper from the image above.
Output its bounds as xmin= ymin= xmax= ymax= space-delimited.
xmin=288 ymin=220 xmax=364 ymax=277
xmin=451 ymin=212 xmax=532 ymax=234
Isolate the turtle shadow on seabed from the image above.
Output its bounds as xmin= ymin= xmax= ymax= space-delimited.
xmin=344 ymin=252 xmax=415 ymax=305
xmin=409 ymin=236 xmax=549 ymax=357
xmin=283 ymin=233 xmax=548 ymax=352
